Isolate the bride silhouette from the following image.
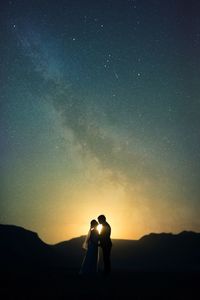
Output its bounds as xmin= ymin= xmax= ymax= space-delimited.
xmin=79 ymin=220 xmax=99 ymax=275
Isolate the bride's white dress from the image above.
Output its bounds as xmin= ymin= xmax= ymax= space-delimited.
xmin=80 ymin=228 xmax=99 ymax=275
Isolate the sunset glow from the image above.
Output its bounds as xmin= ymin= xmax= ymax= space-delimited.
xmin=97 ymin=224 xmax=103 ymax=234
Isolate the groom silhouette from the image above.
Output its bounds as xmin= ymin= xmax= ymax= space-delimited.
xmin=98 ymin=215 xmax=112 ymax=275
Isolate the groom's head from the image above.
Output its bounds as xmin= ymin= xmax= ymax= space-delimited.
xmin=98 ymin=215 xmax=106 ymax=224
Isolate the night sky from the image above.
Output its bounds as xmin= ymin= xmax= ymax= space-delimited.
xmin=1 ymin=0 xmax=200 ymax=243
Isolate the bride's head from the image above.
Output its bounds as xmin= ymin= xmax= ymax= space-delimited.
xmin=90 ymin=219 xmax=98 ymax=230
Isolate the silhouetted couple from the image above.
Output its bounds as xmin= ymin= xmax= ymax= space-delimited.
xmin=80 ymin=215 xmax=112 ymax=276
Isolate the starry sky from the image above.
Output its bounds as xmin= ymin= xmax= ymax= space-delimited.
xmin=1 ymin=0 xmax=200 ymax=243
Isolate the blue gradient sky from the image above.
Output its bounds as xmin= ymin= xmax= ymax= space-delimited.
xmin=1 ymin=0 xmax=200 ymax=243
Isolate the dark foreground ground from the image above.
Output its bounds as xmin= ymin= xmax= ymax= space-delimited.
xmin=1 ymin=269 xmax=199 ymax=300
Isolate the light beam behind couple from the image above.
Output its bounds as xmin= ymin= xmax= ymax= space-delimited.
xmin=80 ymin=215 xmax=112 ymax=276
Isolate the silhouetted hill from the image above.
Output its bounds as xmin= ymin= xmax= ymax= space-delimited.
xmin=1 ymin=224 xmax=200 ymax=271
xmin=0 ymin=224 xmax=55 ymax=270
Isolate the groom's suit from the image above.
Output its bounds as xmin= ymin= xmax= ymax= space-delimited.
xmin=99 ymin=222 xmax=112 ymax=274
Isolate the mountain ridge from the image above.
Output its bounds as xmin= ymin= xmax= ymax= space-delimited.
xmin=1 ymin=224 xmax=200 ymax=271
xmin=1 ymin=223 xmax=199 ymax=244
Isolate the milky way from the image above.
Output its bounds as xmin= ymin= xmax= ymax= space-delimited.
xmin=1 ymin=0 xmax=200 ymax=242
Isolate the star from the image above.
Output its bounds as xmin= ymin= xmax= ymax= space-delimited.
xmin=113 ymin=70 xmax=119 ymax=79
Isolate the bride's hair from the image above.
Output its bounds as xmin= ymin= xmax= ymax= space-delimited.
xmin=90 ymin=219 xmax=98 ymax=228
